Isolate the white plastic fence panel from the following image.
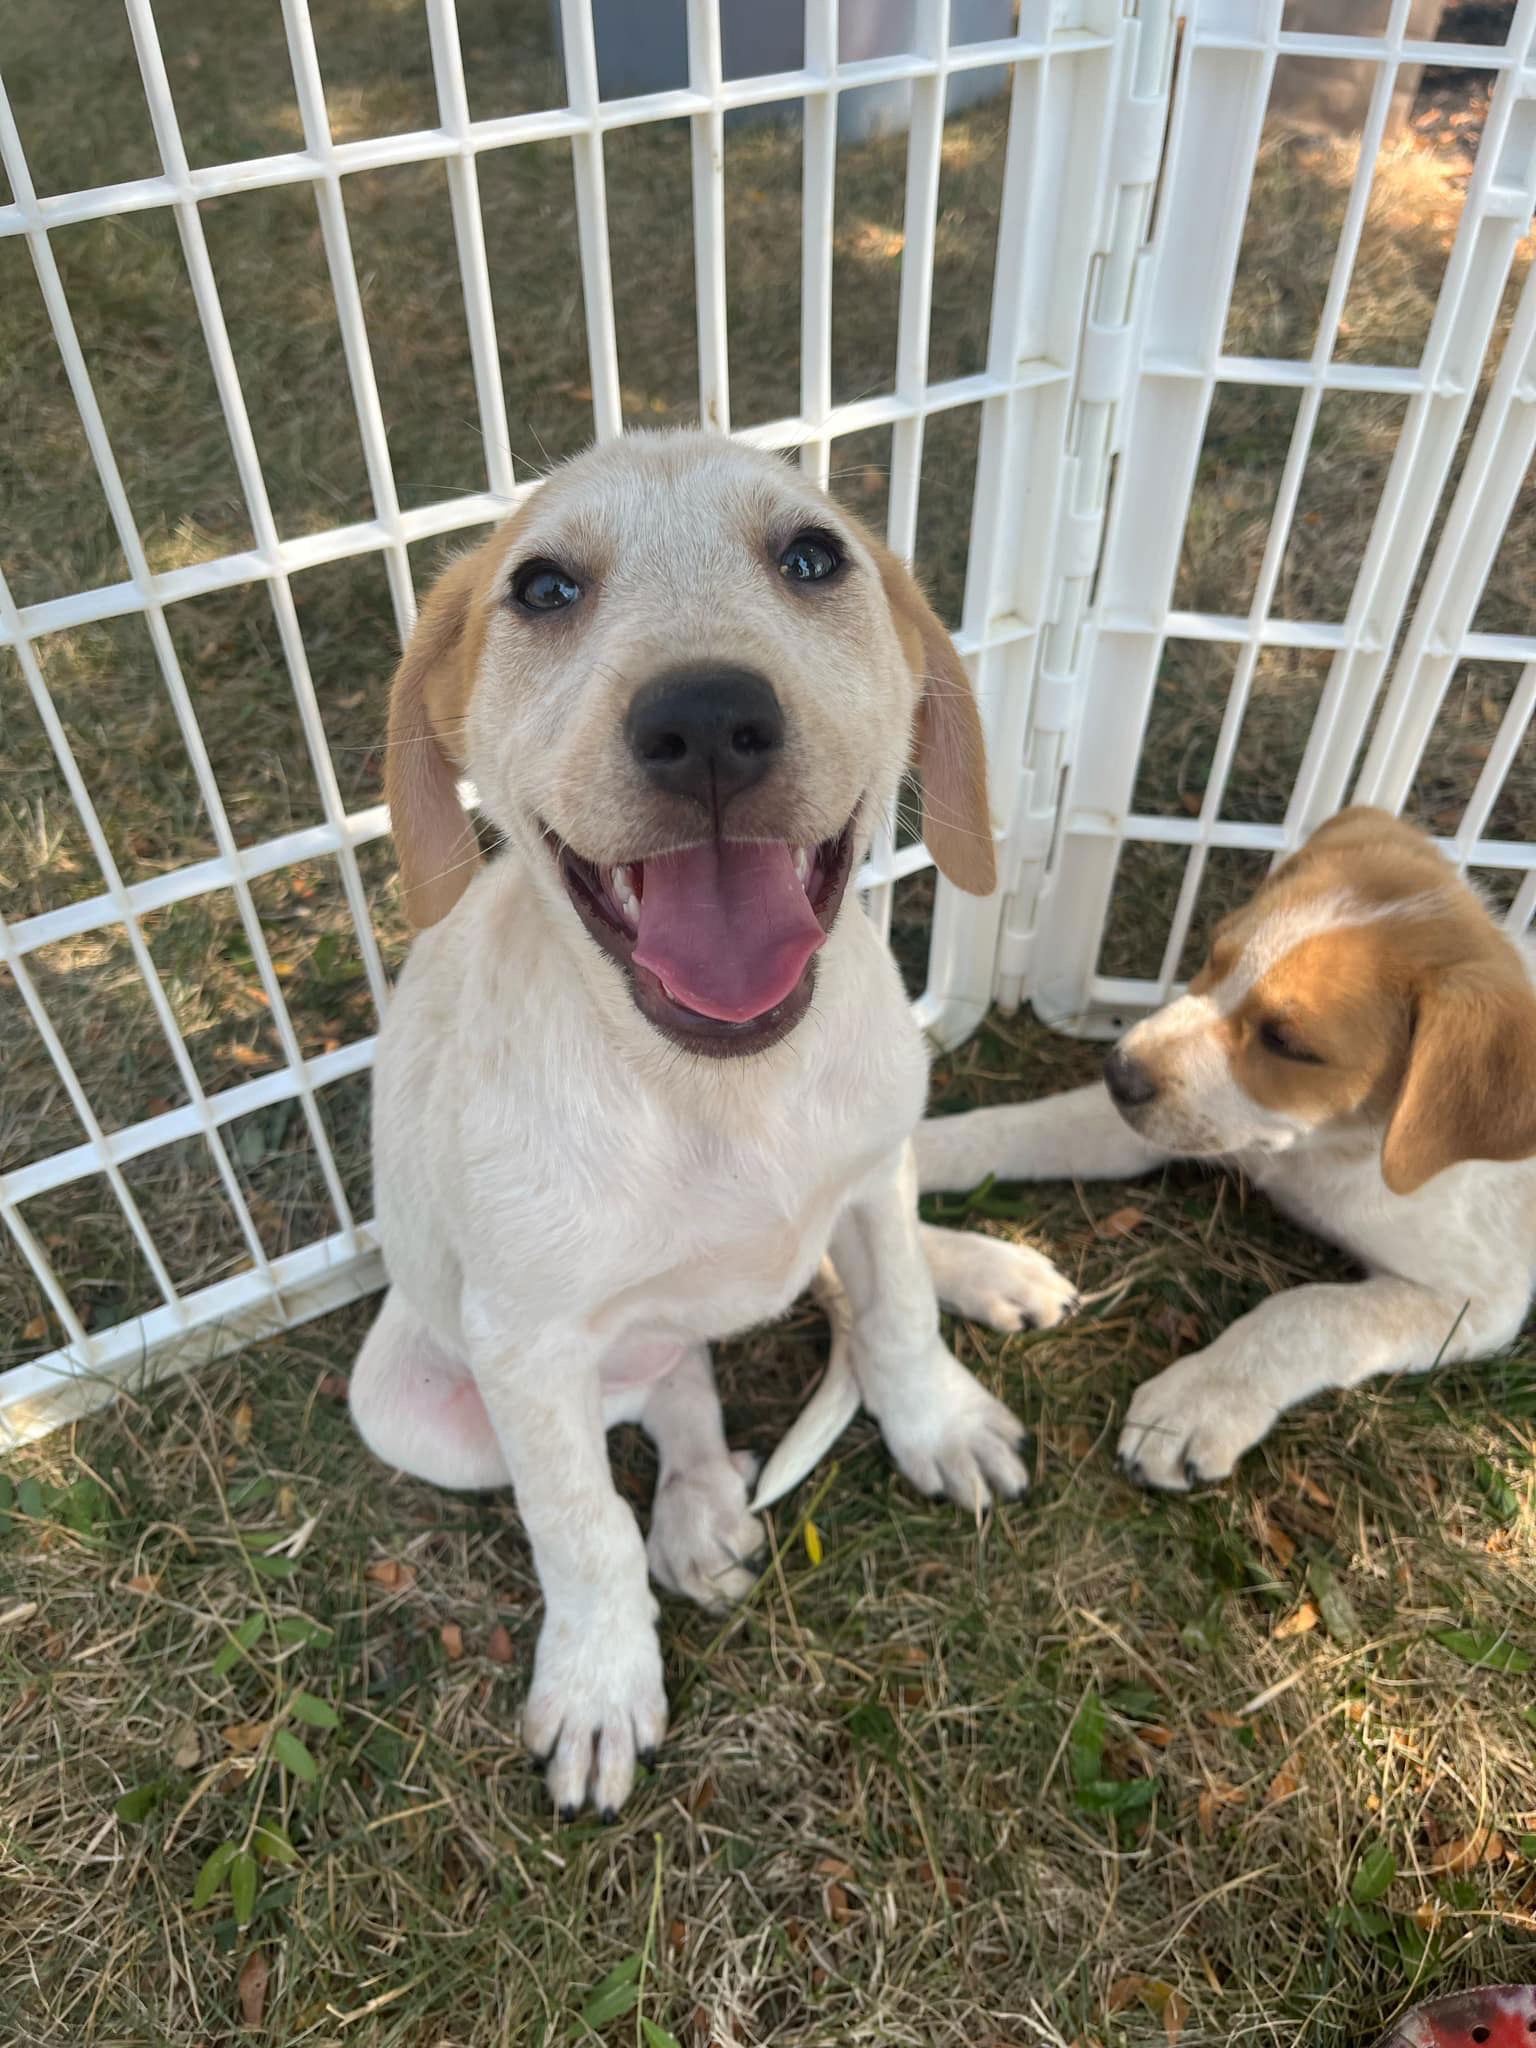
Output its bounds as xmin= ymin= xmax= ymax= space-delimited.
xmin=1027 ymin=0 xmax=1536 ymax=1038
xmin=0 ymin=0 xmax=1160 ymax=1442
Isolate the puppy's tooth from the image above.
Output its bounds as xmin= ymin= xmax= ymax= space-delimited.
xmin=792 ymin=845 xmax=810 ymax=885
xmin=612 ymin=864 xmax=640 ymax=924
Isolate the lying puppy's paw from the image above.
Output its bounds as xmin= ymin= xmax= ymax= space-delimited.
xmin=938 ymin=1234 xmax=1081 ymax=1333
xmin=870 ymin=1344 xmax=1031 ymax=1509
xmin=648 ymin=1450 xmax=765 ymax=1611
xmin=1117 ymin=1350 xmax=1275 ymax=1492
xmin=524 ymin=1598 xmax=668 ymax=1819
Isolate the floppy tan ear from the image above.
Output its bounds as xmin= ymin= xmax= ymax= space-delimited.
xmin=1381 ymin=968 xmax=1536 ymax=1195
xmin=386 ymin=542 xmax=498 ymax=929
xmin=864 ymin=534 xmax=995 ymax=895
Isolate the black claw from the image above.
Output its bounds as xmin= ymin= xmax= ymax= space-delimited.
xmin=1182 ymin=1456 xmax=1206 ymax=1491
xmin=558 ymin=1803 xmax=579 ymax=1823
xmin=599 ymin=1806 xmax=618 ymax=1826
xmin=530 ymin=1750 xmax=553 ymax=1773
xmin=637 ymin=1747 xmax=657 ymax=1770
xmin=1003 ymin=1483 xmax=1030 ymax=1504
xmin=1014 ymin=1433 xmax=1031 ymax=1457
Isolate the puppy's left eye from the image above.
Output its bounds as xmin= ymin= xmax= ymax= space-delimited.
xmin=1258 ymin=1018 xmax=1323 ymax=1064
xmin=778 ymin=529 xmax=844 ymax=584
xmin=512 ymin=559 xmax=583 ymax=613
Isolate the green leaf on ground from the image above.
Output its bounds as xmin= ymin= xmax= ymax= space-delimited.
xmin=1351 ymin=1843 xmax=1396 ymax=1904
xmin=1431 ymin=1627 xmax=1532 ymax=1673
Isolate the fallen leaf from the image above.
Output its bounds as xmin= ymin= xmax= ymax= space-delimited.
xmin=689 ymin=1777 xmax=717 ymax=1815
xmin=1101 ymin=1206 xmax=1146 ymax=1238
xmin=21 ymin=1313 xmax=47 ymax=1343
xmin=365 ymin=1559 xmax=415 ymax=1592
xmin=1293 ymin=1472 xmax=1334 ymax=1509
xmin=1253 ymin=1509 xmax=1296 ymax=1569
xmin=275 ymin=1486 xmax=297 ymax=1522
xmin=486 ymin=1624 xmax=514 ymax=1664
xmin=237 ymin=1948 xmax=269 ymax=2029
xmin=668 ymin=1918 xmax=687 ymax=1952
xmin=222 ymin=1720 xmax=271 ymax=1755
xmin=439 ymin=1622 xmax=465 ymax=1659
xmin=1203 ymin=1708 xmax=1245 ymax=1730
xmin=814 ymin=1855 xmax=855 ymax=1879
xmin=172 ymin=1725 xmax=202 ymax=1769
xmin=1197 ymin=1779 xmax=1245 ymax=1836
xmin=127 ymin=1573 xmax=160 ymax=1595
xmin=1138 ymin=1724 xmax=1174 ymax=1749
xmin=1109 ymin=1975 xmax=1184 ymax=2036
xmin=824 ymin=1881 xmax=854 ymax=1922
xmin=231 ymin=1400 xmax=254 ymax=1446
xmin=317 ymin=1373 xmax=349 ymax=1400
xmin=1274 ymin=1600 xmax=1320 ymax=1640
xmin=229 ymin=1046 xmax=272 ymax=1070
xmin=1306 ymin=1558 xmax=1360 ymax=1644
xmin=1266 ymin=1765 xmax=1299 ymax=1804
xmin=1431 ymin=1829 xmax=1503 ymax=1874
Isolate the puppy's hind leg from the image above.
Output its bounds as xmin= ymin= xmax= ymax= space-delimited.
xmin=621 ymin=1346 xmax=765 ymax=1612
xmin=350 ymin=1288 xmax=511 ymax=1490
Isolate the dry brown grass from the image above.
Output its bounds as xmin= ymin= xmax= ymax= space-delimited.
xmin=4 ymin=8 xmax=1536 ymax=2045
xmin=4 ymin=1009 xmax=1536 ymax=2046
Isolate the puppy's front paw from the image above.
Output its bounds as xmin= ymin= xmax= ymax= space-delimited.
xmin=938 ymin=1233 xmax=1081 ymax=1333
xmin=1118 ymin=1350 xmax=1275 ymax=1492
xmin=524 ymin=1599 xmax=668 ymax=1819
xmin=648 ymin=1450 xmax=765 ymax=1611
xmin=867 ymin=1344 xmax=1031 ymax=1509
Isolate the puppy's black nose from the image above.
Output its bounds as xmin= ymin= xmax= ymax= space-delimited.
xmin=1103 ymin=1046 xmax=1157 ymax=1109
xmin=625 ymin=666 xmax=784 ymax=813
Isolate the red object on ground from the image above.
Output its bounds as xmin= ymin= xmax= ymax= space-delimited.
xmin=1377 ymin=1987 xmax=1536 ymax=2048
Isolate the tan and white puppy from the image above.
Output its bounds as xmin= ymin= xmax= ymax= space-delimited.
xmin=917 ymin=808 xmax=1536 ymax=1490
xmin=350 ymin=431 xmax=1077 ymax=1819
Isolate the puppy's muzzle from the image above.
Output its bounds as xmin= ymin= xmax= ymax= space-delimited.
xmin=625 ymin=664 xmax=784 ymax=815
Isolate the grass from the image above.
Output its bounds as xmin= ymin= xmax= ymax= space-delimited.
xmin=4 ymin=1 xmax=1536 ymax=2041
xmin=5 ymin=1009 xmax=1536 ymax=2045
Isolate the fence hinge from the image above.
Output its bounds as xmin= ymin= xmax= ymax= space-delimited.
xmin=993 ymin=0 xmax=1175 ymax=1010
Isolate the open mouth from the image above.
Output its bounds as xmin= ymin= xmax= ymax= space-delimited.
xmin=547 ymin=822 xmax=857 ymax=1055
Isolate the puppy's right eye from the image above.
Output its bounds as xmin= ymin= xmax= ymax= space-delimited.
xmin=511 ymin=560 xmax=582 ymax=613
xmin=778 ymin=529 xmax=844 ymax=584
xmin=1258 ymin=1017 xmax=1323 ymax=1064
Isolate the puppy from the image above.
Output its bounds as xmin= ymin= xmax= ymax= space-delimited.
xmin=917 ymin=808 xmax=1536 ymax=1490
xmin=349 ymin=431 xmax=1077 ymax=1817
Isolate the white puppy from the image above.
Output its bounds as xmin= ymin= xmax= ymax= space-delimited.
xmin=349 ymin=431 xmax=1076 ymax=1818
xmin=917 ymin=808 xmax=1536 ymax=1491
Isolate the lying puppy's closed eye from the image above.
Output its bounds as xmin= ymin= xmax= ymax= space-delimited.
xmin=350 ymin=431 xmax=1079 ymax=1819
xmin=918 ymin=806 xmax=1536 ymax=1491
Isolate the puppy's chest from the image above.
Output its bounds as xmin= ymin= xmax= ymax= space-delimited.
xmin=594 ymin=1123 xmax=884 ymax=1339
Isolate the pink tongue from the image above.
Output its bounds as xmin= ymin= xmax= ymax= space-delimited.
xmin=632 ymin=840 xmax=825 ymax=1023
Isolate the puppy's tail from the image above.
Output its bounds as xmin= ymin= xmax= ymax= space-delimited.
xmin=749 ymin=1258 xmax=861 ymax=1513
